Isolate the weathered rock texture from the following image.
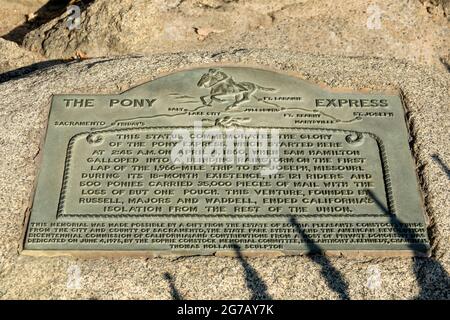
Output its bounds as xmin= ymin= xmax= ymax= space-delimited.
xmin=0 ymin=38 xmax=44 ymax=75
xmin=20 ymin=0 xmax=450 ymax=70
xmin=0 ymin=50 xmax=449 ymax=299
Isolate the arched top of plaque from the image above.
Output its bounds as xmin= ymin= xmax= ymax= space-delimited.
xmin=78 ymin=66 xmax=401 ymax=130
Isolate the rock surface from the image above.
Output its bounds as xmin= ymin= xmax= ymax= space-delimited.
xmin=19 ymin=0 xmax=450 ymax=71
xmin=0 ymin=50 xmax=449 ymax=299
xmin=0 ymin=38 xmax=44 ymax=75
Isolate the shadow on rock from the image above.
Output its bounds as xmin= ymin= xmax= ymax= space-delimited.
xmin=163 ymin=272 xmax=183 ymax=300
xmin=367 ymin=190 xmax=450 ymax=299
xmin=0 ymin=59 xmax=71 ymax=83
xmin=232 ymin=243 xmax=272 ymax=300
xmin=439 ymin=57 xmax=450 ymax=73
xmin=431 ymin=154 xmax=450 ymax=180
xmin=3 ymin=0 xmax=95 ymax=44
xmin=288 ymin=215 xmax=350 ymax=300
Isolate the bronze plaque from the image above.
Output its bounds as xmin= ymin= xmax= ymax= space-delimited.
xmin=23 ymin=67 xmax=429 ymax=255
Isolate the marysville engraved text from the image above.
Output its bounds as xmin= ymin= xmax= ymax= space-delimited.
xmin=24 ymin=67 xmax=429 ymax=255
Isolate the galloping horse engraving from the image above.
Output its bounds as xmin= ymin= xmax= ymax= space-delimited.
xmin=197 ymin=69 xmax=276 ymax=109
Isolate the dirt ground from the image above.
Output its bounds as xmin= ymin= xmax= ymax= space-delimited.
xmin=0 ymin=0 xmax=45 ymax=37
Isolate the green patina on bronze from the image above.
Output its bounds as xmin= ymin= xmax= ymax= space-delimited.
xmin=23 ymin=66 xmax=429 ymax=255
